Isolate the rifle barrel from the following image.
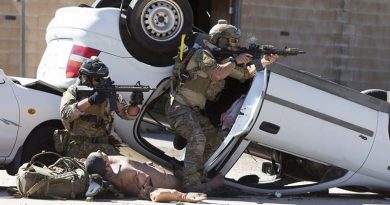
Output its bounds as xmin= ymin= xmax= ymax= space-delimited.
xmin=114 ymin=85 xmax=153 ymax=92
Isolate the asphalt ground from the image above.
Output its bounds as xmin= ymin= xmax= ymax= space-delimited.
xmin=1 ymin=137 xmax=390 ymax=204
xmin=0 ymin=181 xmax=390 ymax=205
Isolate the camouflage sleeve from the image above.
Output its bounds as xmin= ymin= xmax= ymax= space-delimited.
xmin=115 ymin=93 xmax=137 ymax=120
xmin=229 ymin=65 xmax=249 ymax=82
xmin=60 ymin=85 xmax=83 ymax=129
xmin=193 ymin=49 xmax=218 ymax=78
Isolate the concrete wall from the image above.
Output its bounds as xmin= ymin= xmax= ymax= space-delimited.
xmin=240 ymin=0 xmax=390 ymax=90
xmin=0 ymin=0 xmax=94 ymax=77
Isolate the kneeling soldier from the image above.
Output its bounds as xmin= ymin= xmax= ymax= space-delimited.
xmin=57 ymin=56 xmax=143 ymax=158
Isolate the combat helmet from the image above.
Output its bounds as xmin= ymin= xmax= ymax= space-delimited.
xmin=78 ymin=56 xmax=109 ymax=79
xmin=209 ymin=19 xmax=241 ymax=49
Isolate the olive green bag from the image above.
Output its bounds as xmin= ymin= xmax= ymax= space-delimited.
xmin=16 ymin=152 xmax=88 ymax=199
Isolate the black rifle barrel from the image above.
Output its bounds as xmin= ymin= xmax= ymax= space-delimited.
xmin=114 ymin=85 xmax=154 ymax=92
xmin=212 ymin=44 xmax=306 ymax=61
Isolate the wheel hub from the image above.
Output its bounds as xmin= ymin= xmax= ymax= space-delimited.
xmin=141 ymin=1 xmax=183 ymax=41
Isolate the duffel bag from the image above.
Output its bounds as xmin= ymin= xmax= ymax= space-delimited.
xmin=16 ymin=152 xmax=88 ymax=199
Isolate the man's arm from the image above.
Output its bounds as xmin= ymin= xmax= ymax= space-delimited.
xmin=149 ymin=188 xmax=207 ymax=203
xmin=211 ymin=53 xmax=252 ymax=81
xmin=115 ymin=93 xmax=139 ymax=120
xmin=75 ymin=98 xmax=91 ymax=112
xmin=60 ymin=86 xmax=83 ymax=124
xmin=210 ymin=61 xmax=236 ymax=81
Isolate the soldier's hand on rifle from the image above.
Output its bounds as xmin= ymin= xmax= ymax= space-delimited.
xmin=245 ymin=64 xmax=257 ymax=79
xmin=88 ymin=90 xmax=107 ymax=105
xmin=261 ymin=54 xmax=279 ymax=68
xmin=130 ymin=91 xmax=144 ymax=106
xmin=235 ymin=53 xmax=252 ymax=65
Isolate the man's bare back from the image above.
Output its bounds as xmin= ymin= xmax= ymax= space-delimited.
xmin=85 ymin=151 xmax=217 ymax=202
xmin=104 ymin=155 xmax=181 ymax=197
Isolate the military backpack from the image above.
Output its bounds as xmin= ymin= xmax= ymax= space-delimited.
xmin=16 ymin=152 xmax=88 ymax=199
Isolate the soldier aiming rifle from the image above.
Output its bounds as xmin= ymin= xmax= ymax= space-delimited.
xmin=57 ymin=56 xmax=151 ymax=158
xmin=211 ymin=43 xmax=306 ymax=68
xmin=76 ymin=78 xmax=154 ymax=112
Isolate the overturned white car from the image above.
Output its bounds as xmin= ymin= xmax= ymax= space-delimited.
xmin=36 ymin=1 xmax=390 ymax=195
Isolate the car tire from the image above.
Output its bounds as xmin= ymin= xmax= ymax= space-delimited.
xmin=126 ymin=0 xmax=193 ymax=52
xmin=5 ymin=148 xmax=22 ymax=175
xmin=21 ymin=125 xmax=61 ymax=165
xmin=361 ymin=89 xmax=388 ymax=101
xmin=120 ymin=3 xmax=185 ymax=66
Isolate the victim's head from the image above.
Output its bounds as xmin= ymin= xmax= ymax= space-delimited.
xmin=84 ymin=150 xmax=111 ymax=177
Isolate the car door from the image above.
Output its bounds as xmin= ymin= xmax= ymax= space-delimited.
xmin=0 ymin=73 xmax=20 ymax=156
xmin=246 ymin=65 xmax=377 ymax=172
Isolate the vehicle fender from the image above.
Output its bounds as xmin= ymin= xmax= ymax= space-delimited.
xmin=5 ymin=146 xmax=22 ymax=175
xmin=9 ymin=84 xmax=62 ymax=159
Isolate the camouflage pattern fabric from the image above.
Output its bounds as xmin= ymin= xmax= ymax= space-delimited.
xmin=229 ymin=64 xmax=250 ymax=82
xmin=174 ymin=49 xmax=218 ymax=109
xmin=169 ymin=42 xmax=249 ymax=191
xmin=65 ymin=135 xmax=119 ymax=158
xmin=166 ymin=101 xmax=224 ymax=192
xmin=61 ymin=81 xmax=135 ymax=136
xmin=205 ymin=80 xmax=225 ymax=102
xmin=175 ymin=47 xmax=248 ymax=108
xmin=59 ymin=79 xmax=134 ymax=159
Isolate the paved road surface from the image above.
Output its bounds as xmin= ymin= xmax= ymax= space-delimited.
xmin=0 ymin=181 xmax=389 ymax=205
xmin=1 ymin=138 xmax=390 ymax=204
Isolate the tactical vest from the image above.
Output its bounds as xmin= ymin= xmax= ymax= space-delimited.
xmin=71 ymin=100 xmax=112 ymax=138
xmin=172 ymin=48 xmax=214 ymax=97
xmin=172 ymin=48 xmax=196 ymax=83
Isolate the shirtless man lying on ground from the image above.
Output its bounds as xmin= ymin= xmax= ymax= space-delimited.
xmin=84 ymin=150 xmax=224 ymax=202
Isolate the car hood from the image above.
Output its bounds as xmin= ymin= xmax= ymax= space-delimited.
xmin=10 ymin=76 xmax=65 ymax=96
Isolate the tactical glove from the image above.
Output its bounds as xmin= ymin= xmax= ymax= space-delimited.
xmin=130 ymin=91 xmax=144 ymax=106
xmin=88 ymin=91 xmax=106 ymax=105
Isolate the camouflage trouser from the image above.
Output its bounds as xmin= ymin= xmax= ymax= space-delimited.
xmin=166 ymin=101 xmax=224 ymax=192
xmin=65 ymin=135 xmax=119 ymax=159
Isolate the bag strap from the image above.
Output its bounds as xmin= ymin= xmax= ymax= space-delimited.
xmin=49 ymin=157 xmax=86 ymax=173
xmin=25 ymin=179 xmax=48 ymax=197
xmin=24 ymin=178 xmax=70 ymax=200
xmin=27 ymin=151 xmax=62 ymax=168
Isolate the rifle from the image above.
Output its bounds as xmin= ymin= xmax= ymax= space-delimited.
xmin=211 ymin=43 xmax=306 ymax=67
xmin=76 ymin=77 xmax=154 ymax=111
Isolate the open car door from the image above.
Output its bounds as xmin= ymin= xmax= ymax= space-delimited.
xmin=204 ymin=64 xmax=385 ymax=195
xmin=249 ymin=64 xmax=378 ymax=172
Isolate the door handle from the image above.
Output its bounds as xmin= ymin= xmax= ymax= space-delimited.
xmin=260 ymin=121 xmax=280 ymax=134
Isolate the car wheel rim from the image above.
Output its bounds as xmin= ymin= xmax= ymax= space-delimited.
xmin=141 ymin=0 xmax=184 ymax=42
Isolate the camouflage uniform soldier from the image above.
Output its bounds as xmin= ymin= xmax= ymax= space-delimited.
xmin=59 ymin=56 xmax=143 ymax=158
xmin=166 ymin=20 xmax=278 ymax=192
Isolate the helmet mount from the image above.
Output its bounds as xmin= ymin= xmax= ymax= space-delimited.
xmin=209 ymin=19 xmax=241 ymax=49
xmin=78 ymin=56 xmax=109 ymax=85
